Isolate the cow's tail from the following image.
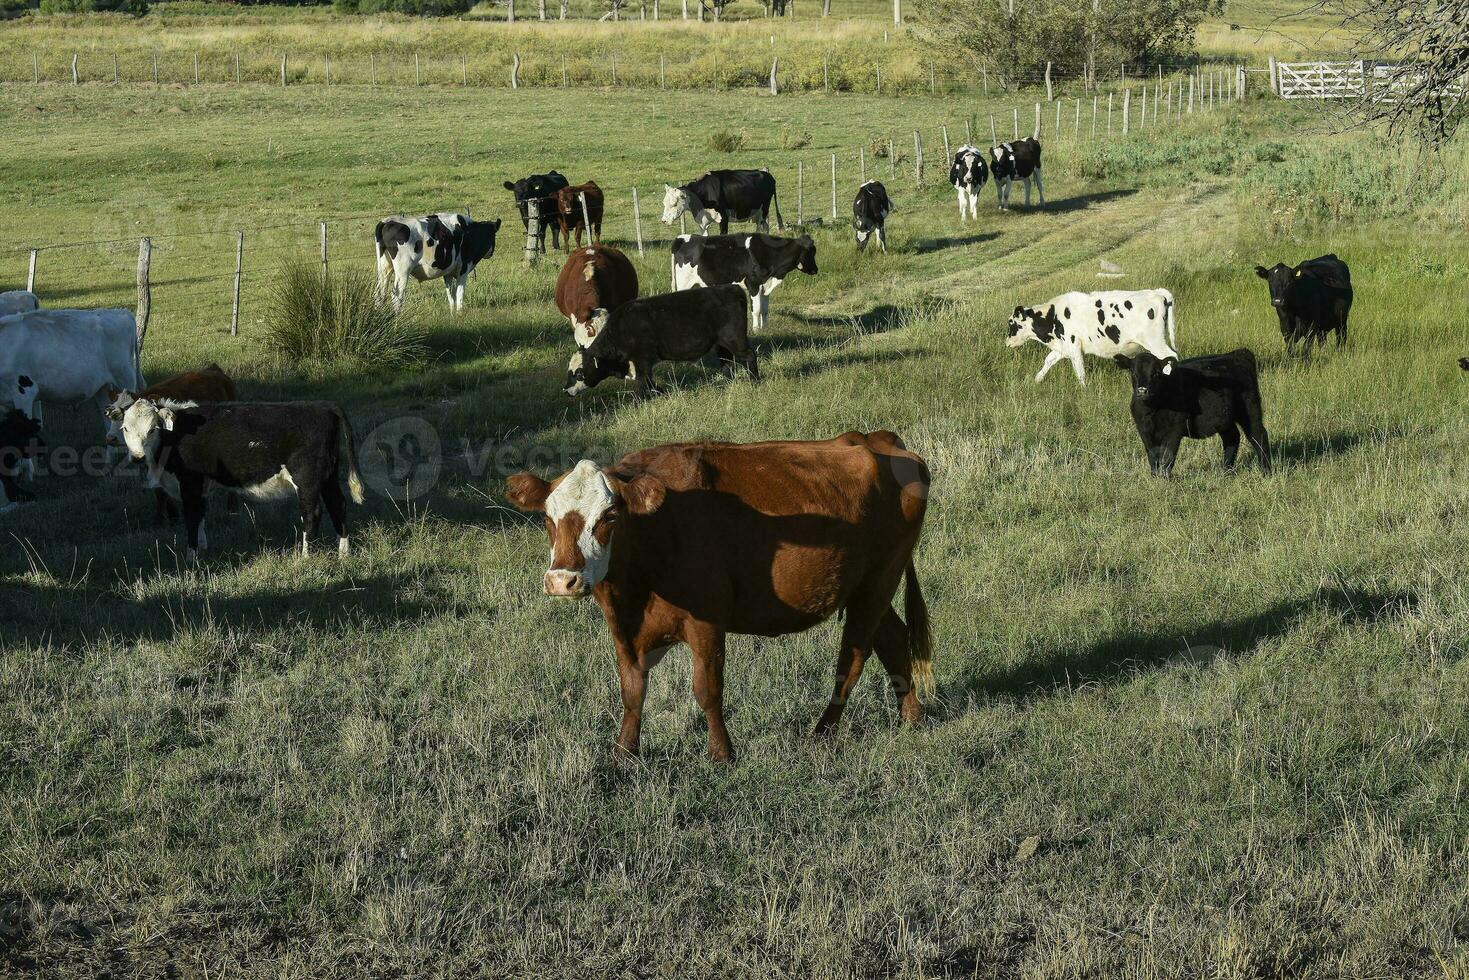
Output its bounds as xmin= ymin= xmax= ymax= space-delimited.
xmin=333 ymin=405 xmax=366 ymax=505
xmin=770 ymin=186 xmax=785 ymax=232
xmin=904 ymin=559 xmax=934 ymax=698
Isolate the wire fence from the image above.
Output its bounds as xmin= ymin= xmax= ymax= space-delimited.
xmin=4 ymin=65 xmax=1245 ymax=351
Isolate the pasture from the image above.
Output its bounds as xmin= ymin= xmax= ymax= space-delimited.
xmin=2 ymin=75 xmax=1469 ymax=979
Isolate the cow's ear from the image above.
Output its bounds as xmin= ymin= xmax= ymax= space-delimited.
xmin=502 ymin=181 xmax=515 ymax=191
xmin=620 ymin=474 xmax=666 ymax=516
xmin=1162 ymin=359 xmax=1177 ymax=376
xmin=492 ymin=218 xmax=502 ymax=231
xmin=506 ymin=472 xmax=552 ymax=513
xmin=158 ymin=407 xmax=176 ymax=431
xmin=1254 ymin=265 xmax=1268 ymax=278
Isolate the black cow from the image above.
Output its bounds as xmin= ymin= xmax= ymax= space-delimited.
xmin=662 ymin=169 xmax=783 ymax=235
xmin=1459 ymin=358 xmax=1469 ymax=372
xmin=0 ymin=409 xmax=41 ymax=511
xmin=991 ymin=137 xmax=1044 ymax=210
xmin=853 ymin=181 xmax=895 ymax=253
xmin=670 ymin=232 xmax=817 ymax=330
xmin=564 ymin=285 xmax=756 ymax=400
xmin=1129 ymin=350 xmax=1271 ymax=478
xmin=375 ymin=213 xmax=501 ymax=312
xmin=504 ymin=171 xmax=571 ymax=249
xmin=949 ymin=146 xmax=988 ymax=220
xmin=117 ymin=399 xmax=366 ymax=560
xmin=1254 ymin=254 xmax=1353 ymax=355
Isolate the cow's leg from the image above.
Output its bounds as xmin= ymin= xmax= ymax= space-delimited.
xmin=1244 ymin=400 xmax=1272 ymax=473
xmin=179 ymin=477 xmax=206 ymax=562
xmin=612 ymin=635 xmax=647 ymax=758
xmin=1066 ymin=347 xmax=1087 ymax=385
xmin=391 ymin=273 xmax=407 ymax=313
xmin=444 ymin=276 xmax=458 ymax=312
xmin=870 ymin=607 xmax=922 ymax=725
xmin=686 ymin=621 xmax=734 ymax=762
xmin=1155 ymin=435 xmax=1182 ymax=478
xmin=633 ymin=363 xmax=659 ymax=399
xmin=814 ymin=596 xmax=893 ymax=736
xmin=757 ymin=291 xmax=770 ymax=331
xmin=715 ymin=344 xmax=736 ymax=379
xmin=1034 ymin=348 xmax=1066 ymax=382
xmin=322 ymin=470 xmax=349 ymax=555
xmin=877 ymin=225 xmax=887 ymax=254
xmin=1221 ymin=425 xmax=1241 ymax=470
xmin=1023 ymin=176 xmax=1032 ymax=207
xmin=956 ymin=189 xmax=966 ymax=220
xmin=742 ymin=348 xmax=760 ymax=381
xmin=297 ymin=482 xmax=323 ymax=557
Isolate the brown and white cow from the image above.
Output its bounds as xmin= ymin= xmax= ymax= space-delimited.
xmin=554 ymin=245 xmax=639 ymax=347
xmin=553 ymin=181 xmax=604 ymax=251
xmin=506 ymin=431 xmax=933 ymax=761
xmin=105 ymin=363 xmax=238 ymax=524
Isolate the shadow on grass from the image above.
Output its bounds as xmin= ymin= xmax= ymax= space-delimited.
xmin=911 ymin=232 xmax=1000 ymax=255
xmin=1273 ymin=431 xmax=1368 ymax=467
xmin=1036 ymin=188 xmax=1140 ymax=216
xmin=941 ymin=586 xmax=1420 ymax=713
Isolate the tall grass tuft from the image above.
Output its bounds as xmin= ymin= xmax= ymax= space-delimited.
xmin=265 ymin=263 xmax=426 ymax=368
xmin=706 ymin=129 xmax=747 ymax=153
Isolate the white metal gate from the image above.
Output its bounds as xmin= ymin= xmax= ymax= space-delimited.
xmin=1277 ymin=61 xmax=1365 ymax=99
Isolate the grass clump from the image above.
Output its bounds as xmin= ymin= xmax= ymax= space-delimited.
xmin=264 ymin=262 xmax=425 ymax=368
xmin=706 ymin=128 xmax=747 ymax=153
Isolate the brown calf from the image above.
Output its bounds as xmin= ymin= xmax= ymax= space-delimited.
xmin=507 ymin=431 xmax=933 ymax=761
xmin=554 ymin=244 xmax=640 ymax=347
xmin=106 ymin=363 xmax=238 ymax=524
xmin=553 ymin=181 xmax=604 ymax=250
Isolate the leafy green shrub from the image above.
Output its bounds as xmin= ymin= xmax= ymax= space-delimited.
xmin=706 ymin=129 xmax=747 ymax=153
xmin=0 ymin=0 xmax=33 ymax=15
xmin=265 ymin=263 xmax=425 ymax=368
xmin=39 ymin=0 xmax=147 ymax=13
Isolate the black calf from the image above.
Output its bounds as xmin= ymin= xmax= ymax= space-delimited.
xmin=0 ymin=409 xmax=41 ymax=508
xmin=1129 ymin=350 xmax=1271 ymax=477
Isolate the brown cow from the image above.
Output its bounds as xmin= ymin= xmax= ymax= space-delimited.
xmin=105 ymin=363 xmax=238 ymax=524
xmin=554 ymin=244 xmax=639 ymax=347
xmin=553 ymin=180 xmax=604 ymax=250
xmin=506 ymin=431 xmax=933 ymax=762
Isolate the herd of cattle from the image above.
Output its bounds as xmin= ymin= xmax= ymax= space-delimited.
xmin=0 ymin=142 xmax=1389 ymax=758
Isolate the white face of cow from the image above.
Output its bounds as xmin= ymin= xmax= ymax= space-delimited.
xmin=103 ymin=387 xmax=135 ymax=447
xmin=661 ymin=185 xmax=689 ymax=224
xmin=1 ymin=374 xmax=37 ymax=419
xmin=1006 ymin=307 xmax=1043 ymax=348
xmin=119 ymin=398 xmax=175 ymax=462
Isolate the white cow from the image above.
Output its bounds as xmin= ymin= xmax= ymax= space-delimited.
xmin=0 ymin=291 xmax=39 ymax=318
xmin=1007 ymin=289 xmax=1178 ymax=385
xmin=0 ymin=308 xmax=144 ymax=429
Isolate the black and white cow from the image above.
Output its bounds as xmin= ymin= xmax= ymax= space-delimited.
xmin=1254 ymin=254 xmax=1353 ymax=355
xmin=565 ymin=285 xmax=756 ymax=400
xmin=853 ymin=181 xmax=894 ymax=253
xmin=0 ymin=408 xmax=42 ymax=512
xmin=1130 ymin=349 xmax=1271 ymax=477
xmin=991 ymin=137 xmax=1044 ymax=210
xmin=1008 ymin=288 xmax=1178 ymax=385
xmin=117 ymin=398 xmax=366 ymax=561
xmin=504 ymin=171 xmax=571 ymax=249
xmin=670 ymin=233 xmax=817 ymax=331
xmin=949 ymin=146 xmax=988 ymax=220
xmin=374 ymin=213 xmax=501 ymax=312
xmin=662 ymin=169 xmax=783 ymax=235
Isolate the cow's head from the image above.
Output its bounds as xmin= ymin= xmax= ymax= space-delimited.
xmin=506 ymin=459 xmax=667 ymax=597
xmin=1 ymin=374 xmax=37 ymax=419
xmin=1130 ymin=352 xmax=1177 ymax=402
xmin=795 ymin=235 xmax=818 ymax=276
xmin=951 ymin=149 xmax=986 ymax=189
xmin=103 ymin=385 xmax=137 ymax=447
xmin=571 ymin=307 xmax=609 ymax=348
xmin=1254 ymin=263 xmax=1296 ymax=308
xmin=661 ymin=184 xmax=691 ymax=224
xmin=118 ymin=397 xmax=178 ymax=462
xmin=1007 ymin=305 xmax=1058 ymax=348
xmin=462 ymin=218 xmax=502 ymax=266
xmin=564 ymin=347 xmax=628 ymax=397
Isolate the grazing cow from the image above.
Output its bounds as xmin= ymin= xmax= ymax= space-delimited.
xmin=117 ymin=399 xmax=365 ymax=561
xmin=853 ymin=180 xmax=895 ymax=253
xmin=1130 ymin=350 xmax=1271 ymax=477
xmin=1008 ymin=288 xmax=1178 ymax=385
xmin=564 ymin=284 xmax=756 ymax=399
xmin=661 ymin=169 xmax=783 ymax=235
xmin=0 ymin=308 xmax=143 ymax=437
xmin=374 ymin=213 xmax=501 ymax=312
xmin=991 ymin=137 xmax=1044 ymax=210
xmin=949 ymin=146 xmax=988 ymax=220
xmin=555 ymin=245 xmax=639 ymax=347
xmin=0 ymin=291 xmax=38 ymax=317
xmin=552 ymin=181 xmax=604 ymax=250
xmin=504 ymin=171 xmax=571 ymax=249
xmin=1459 ymin=358 xmax=1469 ymax=372
xmin=0 ymin=409 xmax=42 ymax=512
xmin=105 ymin=364 xmax=239 ymax=524
xmin=670 ymin=232 xmax=817 ymax=331
xmin=1254 ymin=254 xmax=1353 ymax=354
xmin=505 ymin=430 xmax=933 ymax=760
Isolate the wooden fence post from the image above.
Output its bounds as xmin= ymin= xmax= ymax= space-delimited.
xmin=563 ymin=55 xmax=569 ymax=87
xmin=631 ymin=188 xmax=645 ymax=257
xmin=462 ymin=56 xmax=468 ymax=86
xmin=989 ymin=115 xmax=996 ymax=144
xmin=1092 ymin=95 xmax=1098 ymax=136
xmin=324 ymin=56 xmax=330 ymax=86
xmin=235 ymin=52 xmax=241 ymax=85
xmin=113 ymin=53 xmax=119 ymax=84
xmin=1012 ymin=106 xmax=1019 ymax=140
xmin=1122 ymin=88 xmax=1130 ymax=134
xmin=660 ymin=55 xmax=665 ymax=88
xmin=1108 ymin=92 xmax=1114 ymax=133
xmin=512 ymin=53 xmax=521 ymax=89
xmin=769 ymin=55 xmax=778 ymax=95
xmin=32 ymin=52 xmax=38 ymax=85
xmin=1188 ymin=74 xmax=1194 ymax=112
xmin=832 ymin=152 xmax=838 ymax=214
xmin=578 ymin=191 xmax=593 ymax=240
xmin=135 ymin=238 xmax=151 ymax=353
xmin=1034 ymin=101 xmax=1041 ymax=137
xmin=859 ymin=145 xmax=865 ymax=184
xmin=796 ymin=161 xmax=804 ymax=225
xmin=370 ymin=54 xmax=376 ymax=86
xmin=1055 ymin=99 xmax=1061 ymax=138
xmin=941 ymin=124 xmax=949 ymax=163
xmin=152 ymin=55 xmax=158 ymax=84
xmin=524 ymin=200 xmax=542 ymax=265
xmin=281 ymin=54 xmax=287 ymax=86
xmin=611 ymin=54 xmax=617 ymax=86
xmin=823 ymin=57 xmax=828 ymax=91
xmin=71 ymin=53 xmax=78 ymax=85
xmin=194 ymin=52 xmax=200 ymax=85
xmin=1045 ymin=61 xmax=1052 ymax=101
xmin=415 ymin=53 xmax=421 ymax=87
xmin=231 ymin=231 xmax=243 ymax=337
xmin=1074 ymin=97 xmax=1080 ymax=139
xmin=26 ymin=250 xmax=36 ymax=293
xmin=964 ymin=118 xmax=971 ymax=143
xmin=319 ymin=221 xmax=329 ymax=280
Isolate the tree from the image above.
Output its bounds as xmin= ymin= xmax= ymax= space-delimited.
xmin=1325 ymin=0 xmax=1468 ymax=148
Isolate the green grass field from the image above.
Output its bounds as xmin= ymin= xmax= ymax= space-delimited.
xmin=2 ymin=75 xmax=1468 ymax=978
